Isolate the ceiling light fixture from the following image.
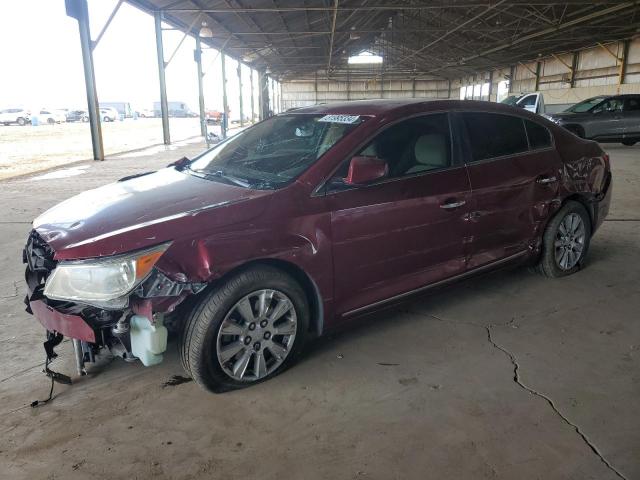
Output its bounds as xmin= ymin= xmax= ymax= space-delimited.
xmin=199 ymin=21 xmax=213 ymax=38
xmin=348 ymin=51 xmax=383 ymax=64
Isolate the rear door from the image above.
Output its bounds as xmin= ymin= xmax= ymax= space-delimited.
xmin=457 ymin=111 xmax=562 ymax=269
xmin=622 ymin=96 xmax=640 ymax=141
xmin=328 ymin=113 xmax=472 ymax=315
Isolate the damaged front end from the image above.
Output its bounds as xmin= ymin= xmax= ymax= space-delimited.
xmin=23 ymin=230 xmax=205 ymax=375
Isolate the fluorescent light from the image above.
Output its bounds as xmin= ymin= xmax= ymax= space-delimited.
xmin=348 ymin=51 xmax=383 ymax=64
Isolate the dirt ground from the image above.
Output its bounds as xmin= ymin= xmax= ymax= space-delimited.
xmin=0 ymin=118 xmax=207 ymax=180
xmin=0 ymin=142 xmax=638 ymax=480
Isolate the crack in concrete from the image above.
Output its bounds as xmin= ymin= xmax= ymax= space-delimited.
xmin=484 ymin=327 xmax=627 ymax=480
xmin=413 ymin=311 xmax=627 ymax=480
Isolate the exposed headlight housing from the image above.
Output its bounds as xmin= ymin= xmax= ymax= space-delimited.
xmin=44 ymin=243 xmax=170 ymax=309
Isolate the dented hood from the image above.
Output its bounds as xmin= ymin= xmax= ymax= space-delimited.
xmin=33 ymin=167 xmax=272 ymax=259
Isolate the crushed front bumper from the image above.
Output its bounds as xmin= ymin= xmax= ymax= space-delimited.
xmin=28 ymin=298 xmax=95 ymax=343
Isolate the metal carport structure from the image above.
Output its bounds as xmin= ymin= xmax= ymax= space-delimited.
xmin=66 ymin=0 xmax=640 ymax=160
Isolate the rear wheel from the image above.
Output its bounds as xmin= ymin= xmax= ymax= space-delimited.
xmin=17 ymin=117 xmax=25 ymax=126
xmin=179 ymin=266 xmax=309 ymax=393
xmin=47 ymin=118 xmax=55 ymax=125
xmin=534 ymin=200 xmax=591 ymax=278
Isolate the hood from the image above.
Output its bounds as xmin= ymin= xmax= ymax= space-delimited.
xmin=547 ymin=111 xmax=589 ymax=121
xmin=34 ymin=167 xmax=273 ymax=260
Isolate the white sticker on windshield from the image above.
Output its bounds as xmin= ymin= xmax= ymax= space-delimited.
xmin=318 ymin=114 xmax=360 ymax=124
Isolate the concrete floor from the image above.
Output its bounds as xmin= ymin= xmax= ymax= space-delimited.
xmin=0 ymin=142 xmax=638 ymax=480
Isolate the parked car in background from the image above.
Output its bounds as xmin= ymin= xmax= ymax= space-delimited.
xmin=32 ymin=109 xmax=66 ymax=125
xmin=0 ymin=108 xmax=31 ymax=126
xmin=24 ymin=100 xmax=611 ymax=393
xmin=137 ymin=109 xmax=155 ymax=118
xmin=66 ymin=110 xmax=89 ymax=122
xmin=544 ymin=94 xmax=640 ymax=145
xmin=206 ymin=109 xmax=223 ymax=124
xmin=154 ymin=101 xmax=198 ymax=118
xmin=100 ymin=107 xmax=118 ymax=122
xmin=102 ymin=102 xmax=132 ymax=118
xmin=501 ymin=92 xmax=545 ymax=114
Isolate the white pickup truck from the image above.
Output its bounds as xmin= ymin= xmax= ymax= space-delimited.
xmin=500 ymin=92 xmax=545 ymax=114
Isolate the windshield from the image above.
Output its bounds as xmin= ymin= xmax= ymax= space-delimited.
xmin=565 ymin=97 xmax=607 ymax=113
xmin=500 ymin=95 xmax=524 ymax=106
xmin=188 ymin=113 xmax=364 ymax=189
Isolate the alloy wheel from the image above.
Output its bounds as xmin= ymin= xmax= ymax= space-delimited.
xmin=216 ymin=289 xmax=297 ymax=382
xmin=554 ymin=212 xmax=586 ymax=270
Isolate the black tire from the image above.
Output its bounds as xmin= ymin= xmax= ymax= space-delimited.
xmin=534 ymin=200 xmax=591 ymax=278
xmin=103 ymin=116 xmax=110 ymax=122
xmin=47 ymin=118 xmax=55 ymax=125
xmin=179 ymin=266 xmax=309 ymax=393
xmin=17 ymin=117 xmax=25 ymax=126
xmin=622 ymin=140 xmax=636 ymax=146
xmin=82 ymin=116 xmax=89 ymax=122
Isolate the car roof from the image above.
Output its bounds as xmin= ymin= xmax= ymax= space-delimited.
xmin=283 ymin=99 xmax=527 ymax=117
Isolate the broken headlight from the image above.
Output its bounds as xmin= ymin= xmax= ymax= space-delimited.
xmin=43 ymin=243 xmax=170 ymax=309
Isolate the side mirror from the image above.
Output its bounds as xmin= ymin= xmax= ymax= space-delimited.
xmin=345 ymin=156 xmax=388 ymax=185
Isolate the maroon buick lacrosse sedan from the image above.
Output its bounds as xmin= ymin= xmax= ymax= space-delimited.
xmin=24 ymin=100 xmax=611 ymax=392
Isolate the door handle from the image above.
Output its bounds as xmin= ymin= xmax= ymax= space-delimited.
xmin=440 ymin=200 xmax=466 ymax=209
xmin=537 ymin=176 xmax=557 ymax=185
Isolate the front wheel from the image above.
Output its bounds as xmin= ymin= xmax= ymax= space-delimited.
xmin=179 ymin=266 xmax=309 ymax=393
xmin=622 ymin=140 xmax=636 ymax=146
xmin=534 ymin=200 xmax=591 ymax=278
xmin=17 ymin=117 xmax=25 ymax=126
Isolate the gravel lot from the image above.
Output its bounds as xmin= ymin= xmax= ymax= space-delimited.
xmin=0 ymin=118 xmax=205 ymax=180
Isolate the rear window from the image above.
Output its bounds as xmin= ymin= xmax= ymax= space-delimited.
xmin=461 ymin=112 xmax=528 ymax=162
xmin=525 ymin=120 xmax=552 ymax=149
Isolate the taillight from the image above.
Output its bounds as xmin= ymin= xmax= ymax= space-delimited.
xmin=602 ymin=152 xmax=611 ymax=170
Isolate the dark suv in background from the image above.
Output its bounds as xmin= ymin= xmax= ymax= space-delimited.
xmin=545 ymin=94 xmax=640 ymax=145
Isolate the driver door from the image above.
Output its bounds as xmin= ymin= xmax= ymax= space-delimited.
xmin=589 ymin=97 xmax=624 ymax=139
xmin=327 ymin=113 xmax=472 ymax=316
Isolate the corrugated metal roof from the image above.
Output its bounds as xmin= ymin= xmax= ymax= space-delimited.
xmin=127 ymin=1 xmax=640 ymax=81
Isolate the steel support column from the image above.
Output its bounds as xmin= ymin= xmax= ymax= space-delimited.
xmin=258 ymin=71 xmax=270 ymax=120
xmin=238 ymin=63 xmax=244 ymax=127
xmin=570 ymin=52 xmax=579 ymax=88
xmin=619 ymin=40 xmax=630 ymax=86
xmin=250 ymin=70 xmax=255 ymax=123
xmin=508 ymin=65 xmax=515 ymax=93
xmin=487 ymin=70 xmax=498 ymax=102
xmin=534 ymin=62 xmax=541 ymax=91
xmin=195 ymin=36 xmax=206 ymax=137
xmin=221 ymin=51 xmax=229 ymax=138
xmin=314 ymin=72 xmax=318 ymax=104
xmin=66 ymin=0 xmax=104 ymax=160
xmin=154 ymin=11 xmax=170 ymax=145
